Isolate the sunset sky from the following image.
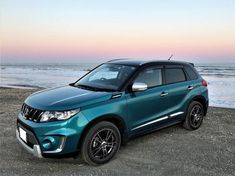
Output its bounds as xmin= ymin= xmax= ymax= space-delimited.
xmin=1 ymin=0 xmax=235 ymax=63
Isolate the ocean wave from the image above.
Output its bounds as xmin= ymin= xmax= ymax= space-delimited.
xmin=1 ymin=63 xmax=235 ymax=108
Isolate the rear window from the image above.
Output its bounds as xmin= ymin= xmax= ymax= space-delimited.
xmin=165 ymin=68 xmax=186 ymax=84
xmin=184 ymin=66 xmax=198 ymax=80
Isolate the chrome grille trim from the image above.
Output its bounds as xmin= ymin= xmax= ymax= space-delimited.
xmin=21 ymin=103 xmax=43 ymax=122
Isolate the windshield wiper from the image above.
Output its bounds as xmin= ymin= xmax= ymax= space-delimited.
xmin=74 ymin=84 xmax=115 ymax=92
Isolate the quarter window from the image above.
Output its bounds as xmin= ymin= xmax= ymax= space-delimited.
xmin=134 ymin=67 xmax=162 ymax=87
xmin=184 ymin=66 xmax=198 ymax=80
xmin=165 ymin=68 xmax=186 ymax=84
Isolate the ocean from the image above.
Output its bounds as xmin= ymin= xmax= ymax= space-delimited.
xmin=1 ymin=62 xmax=235 ymax=109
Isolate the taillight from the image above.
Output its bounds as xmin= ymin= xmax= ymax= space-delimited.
xmin=202 ymin=79 xmax=208 ymax=87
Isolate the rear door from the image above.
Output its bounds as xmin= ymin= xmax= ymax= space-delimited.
xmin=162 ymin=65 xmax=190 ymax=121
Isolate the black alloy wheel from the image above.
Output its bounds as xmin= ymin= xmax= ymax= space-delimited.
xmin=90 ymin=128 xmax=117 ymax=159
xmin=183 ymin=101 xmax=204 ymax=130
xmin=189 ymin=104 xmax=204 ymax=128
xmin=81 ymin=121 xmax=121 ymax=165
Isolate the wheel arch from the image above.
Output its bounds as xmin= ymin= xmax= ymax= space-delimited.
xmin=77 ymin=114 xmax=129 ymax=150
xmin=190 ymin=95 xmax=208 ymax=115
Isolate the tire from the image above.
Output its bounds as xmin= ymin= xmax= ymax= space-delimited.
xmin=183 ymin=101 xmax=204 ymax=130
xmin=81 ymin=121 xmax=121 ymax=165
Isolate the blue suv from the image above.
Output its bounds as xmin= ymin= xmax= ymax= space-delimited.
xmin=16 ymin=59 xmax=208 ymax=165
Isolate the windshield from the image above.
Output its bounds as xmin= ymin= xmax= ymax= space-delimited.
xmin=75 ymin=64 xmax=136 ymax=91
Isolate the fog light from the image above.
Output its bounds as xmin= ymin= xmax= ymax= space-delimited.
xmin=42 ymin=137 xmax=55 ymax=150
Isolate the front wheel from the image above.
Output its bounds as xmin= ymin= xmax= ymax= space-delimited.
xmin=81 ymin=121 xmax=121 ymax=165
xmin=183 ymin=101 xmax=204 ymax=130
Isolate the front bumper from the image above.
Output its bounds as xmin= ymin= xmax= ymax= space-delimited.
xmin=16 ymin=112 xmax=89 ymax=157
xmin=16 ymin=129 xmax=42 ymax=158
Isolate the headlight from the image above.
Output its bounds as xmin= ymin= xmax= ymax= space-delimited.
xmin=40 ymin=109 xmax=80 ymax=122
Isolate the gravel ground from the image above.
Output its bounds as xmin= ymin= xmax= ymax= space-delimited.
xmin=0 ymin=87 xmax=234 ymax=176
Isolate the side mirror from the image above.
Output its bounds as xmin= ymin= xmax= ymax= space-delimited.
xmin=132 ymin=82 xmax=147 ymax=92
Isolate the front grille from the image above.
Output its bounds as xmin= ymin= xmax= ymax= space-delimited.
xmin=21 ymin=103 xmax=43 ymax=122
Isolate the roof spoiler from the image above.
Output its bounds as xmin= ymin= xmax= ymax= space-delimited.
xmin=189 ymin=62 xmax=195 ymax=67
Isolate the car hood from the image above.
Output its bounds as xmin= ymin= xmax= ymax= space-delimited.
xmin=25 ymin=85 xmax=113 ymax=111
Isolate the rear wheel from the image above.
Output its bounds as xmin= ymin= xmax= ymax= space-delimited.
xmin=183 ymin=101 xmax=204 ymax=130
xmin=81 ymin=121 xmax=121 ymax=165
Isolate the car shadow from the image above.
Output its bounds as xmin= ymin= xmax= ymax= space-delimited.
xmin=18 ymin=123 xmax=188 ymax=166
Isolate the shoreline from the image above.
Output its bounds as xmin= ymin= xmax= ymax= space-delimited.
xmin=0 ymin=84 xmax=44 ymax=90
xmin=0 ymin=86 xmax=234 ymax=110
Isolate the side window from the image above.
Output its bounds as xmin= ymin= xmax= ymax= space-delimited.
xmin=184 ymin=66 xmax=198 ymax=80
xmin=165 ymin=68 xmax=186 ymax=84
xmin=134 ymin=67 xmax=162 ymax=87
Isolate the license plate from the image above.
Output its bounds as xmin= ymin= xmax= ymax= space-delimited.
xmin=19 ymin=127 xmax=27 ymax=142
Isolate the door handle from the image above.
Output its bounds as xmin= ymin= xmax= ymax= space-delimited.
xmin=160 ymin=92 xmax=168 ymax=97
xmin=187 ymin=86 xmax=194 ymax=90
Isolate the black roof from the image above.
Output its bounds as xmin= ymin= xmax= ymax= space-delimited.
xmin=106 ymin=59 xmax=194 ymax=67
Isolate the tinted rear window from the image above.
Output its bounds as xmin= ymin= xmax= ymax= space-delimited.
xmin=165 ymin=68 xmax=186 ymax=84
xmin=184 ymin=66 xmax=198 ymax=80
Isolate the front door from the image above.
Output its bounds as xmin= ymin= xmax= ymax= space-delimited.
xmin=125 ymin=66 xmax=169 ymax=133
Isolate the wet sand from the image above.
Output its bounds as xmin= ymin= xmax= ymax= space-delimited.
xmin=0 ymin=87 xmax=234 ymax=176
